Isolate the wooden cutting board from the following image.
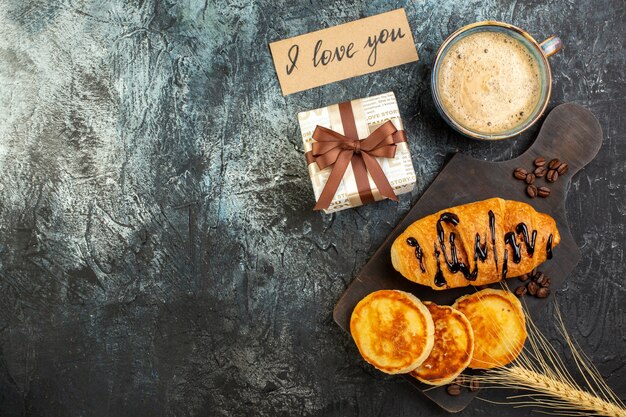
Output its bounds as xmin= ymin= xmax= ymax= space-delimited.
xmin=333 ymin=103 xmax=603 ymax=412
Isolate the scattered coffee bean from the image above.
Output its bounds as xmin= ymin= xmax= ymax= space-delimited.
xmin=469 ymin=378 xmax=480 ymax=392
xmin=536 ymin=287 xmax=551 ymax=298
xmin=513 ymin=158 xmax=567 ymax=199
xmin=514 ymin=168 xmax=528 ymax=180
xmin=547 ymin=169 xmax=559 ymax=183
xmin=538 ymin=186 xmax=551 ymax=198
xmin=519 ymin=273 xmax=530 ymax=282
xmin=534 ymin=166 xmax=547 ymax=177
xmin=535 ymin=274 xmax=548 ymax=286
xmin=521 ymin=269 xmax=553 ymax=298
xmin=549 ymin=158 xmax=561 ymax=169
xmin=454 ymin=375 xmax=467 ymax=386
xmin=447 ymin=384 xmax=462 ymax=396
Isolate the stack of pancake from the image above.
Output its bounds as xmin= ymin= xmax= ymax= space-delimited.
xmin=350 ymin=288 xmax=527 ymax=385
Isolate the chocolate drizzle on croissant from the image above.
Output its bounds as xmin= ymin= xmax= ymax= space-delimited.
xmin=475 ymin=234 xmax=488 ymax=262
xmin=504 ymin=232 xmax=522 ymax=264
xmin=516 ymin=222 xmax=537 ymax=256
xmin=434 ymin=212 xmax=482 ymax=283
xmin=489 ymin=211 xmax=500 ymax=274
xmin=427 ymin=212 xmax=544 ymax=286
xmin=406 ymin=237 xmax=426 ymax=272
xmin=394 ymin=199 xmax=560 ymax=289
xmin=546 ymin=234 xmax=554 ymax=259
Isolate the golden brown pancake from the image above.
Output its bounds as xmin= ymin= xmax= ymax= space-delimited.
xmin=350 ymin=290 xmax=435 ymax=374
xmin=410 ymin=302 xmax=474 ymax=385
xmin=453 ymin=288 xmax=527 ymax=369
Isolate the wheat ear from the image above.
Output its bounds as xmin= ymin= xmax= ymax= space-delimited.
xmin=475 ymin=296 xmax=626 ymax=417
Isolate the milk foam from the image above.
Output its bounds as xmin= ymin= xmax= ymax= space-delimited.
xmin=438 ymin=31 xmax=542 ymax=134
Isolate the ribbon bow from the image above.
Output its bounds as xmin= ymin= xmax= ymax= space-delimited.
xmin=311 ymin=120 xmax=403 ymax=211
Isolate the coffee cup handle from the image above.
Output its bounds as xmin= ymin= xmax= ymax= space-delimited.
xmin=539 ymin=36 xmax=562 ymax=57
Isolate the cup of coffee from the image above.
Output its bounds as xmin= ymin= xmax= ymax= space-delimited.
xmin=431 ymin=21 xmax=562 ymax=140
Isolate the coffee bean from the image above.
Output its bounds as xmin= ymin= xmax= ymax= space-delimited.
xmin=557 ymin=163 xmax=569 ymax=175
xmin=514 ymin=168 xmax=528 ymax=180
xmin=538 ymin=186 xmax=551 ymax=198
xmin=447 ymin=384 xmax=462 ymax=396
xmin=532 ymin=272 xmax=544 ymax=283
xmin=547 ymin=169 xmax=559 ymax=183
xmin=536 ymin=274 xmax=547 ymax=286
xmin=515 ymin=285 xmax=528 ymax=297
xmin=469 ymin=378 xmax=480 ymax=392
xmin=549 ymin=158 xmax=561 ymax=169
xmin=534 ymin=157 xmax=546 ymax=167
xmin=534 ymin=167 xmax=547 ymax=177
xmin=525 ymin=173 xmax=536 ymax=184
xmin=530 ymin=268 xmax=538 ymax=278
xmin=526 ymin=184 xmax=538 ymax=198
xmin=537 ymin=287 xmax=551 ymax=298
xmin=519 ymin=273 xmax=530 ymax=282
xmin=454 ymin=375 xmax=467 ymax=386
xmin=541 ymin=278 xmax=551 ymax=288
xmin=527 ymin=281 xmax=539 ymax=296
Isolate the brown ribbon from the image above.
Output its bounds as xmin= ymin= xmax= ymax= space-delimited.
xmin=308 ymin=102 xmax=406 ymax=210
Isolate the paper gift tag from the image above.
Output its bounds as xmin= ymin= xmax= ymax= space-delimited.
xmin=269 ymin=9 xmax=419 ymax=95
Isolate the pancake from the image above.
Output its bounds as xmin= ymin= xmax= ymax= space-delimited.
xmin=410 ymin=302 xmax=474 ymax=385
xmin=453 ymin=288 xmax=527 ymax=369
xmin=350 ymin=290 xmax=435 ymax=374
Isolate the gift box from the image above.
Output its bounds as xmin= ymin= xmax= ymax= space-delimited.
xmin=297 ymin=92 xmax=416 ymax=213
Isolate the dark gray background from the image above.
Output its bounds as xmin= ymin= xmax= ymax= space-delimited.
xmin=0 ymin=0 xmax=624 ymax=416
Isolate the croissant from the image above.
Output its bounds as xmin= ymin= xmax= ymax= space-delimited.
xmin=391 ymin=198 xmax=560 ymax=290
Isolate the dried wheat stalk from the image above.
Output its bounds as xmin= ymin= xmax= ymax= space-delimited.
xmin=474 ymin=296 xmax=626 ymax=417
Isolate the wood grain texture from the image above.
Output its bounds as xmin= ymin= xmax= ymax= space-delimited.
xmin=0 ymin=1 xmax=623 ymax=416
xmin=334 ymin=103 xmax=602 ymax=412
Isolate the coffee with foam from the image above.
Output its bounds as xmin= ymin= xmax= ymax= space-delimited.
xmin=437 ymin=31 xmax=542 ymax=135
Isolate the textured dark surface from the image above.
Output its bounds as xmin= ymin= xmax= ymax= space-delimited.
xmin=0 ymin=1 xmax=624 ymax=416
